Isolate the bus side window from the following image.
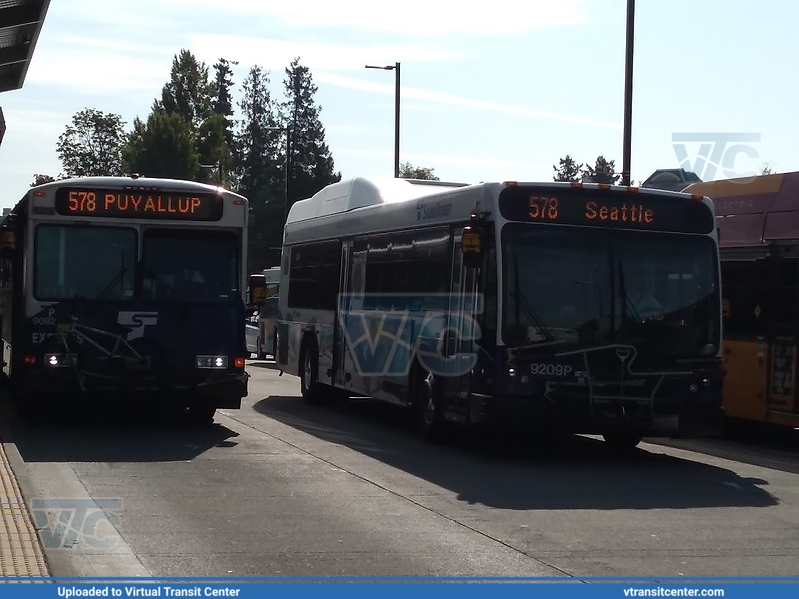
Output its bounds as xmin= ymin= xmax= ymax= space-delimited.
xmin=287 ymin=241 xmax=341 ymax=311
xmin=720 ymin=259 xmax=769 ymax=337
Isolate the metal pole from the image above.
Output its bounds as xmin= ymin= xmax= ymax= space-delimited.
xmin=394 ymin=62 xmax=401 ymax=178
xmin=284 ymin=127 xmax=290 ymax=219
xmin=621 ymin=0 xmax=635 ymax=186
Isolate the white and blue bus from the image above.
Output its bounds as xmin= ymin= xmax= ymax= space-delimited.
xmin=0 ymin=175 xmax=252 ymax=424
xmin=275 ymin=177 xmax=723 ymax=448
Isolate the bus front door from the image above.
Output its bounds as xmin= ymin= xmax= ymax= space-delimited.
xmin=443 ymin=237 xmax=479 ymax=418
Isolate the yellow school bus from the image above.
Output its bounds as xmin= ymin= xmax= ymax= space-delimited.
xmin=683 ymin=171 xmax=799 ymax=429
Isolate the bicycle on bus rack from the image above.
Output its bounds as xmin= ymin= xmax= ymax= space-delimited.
xmin=41 ymin=315 xmax=161 ymax=393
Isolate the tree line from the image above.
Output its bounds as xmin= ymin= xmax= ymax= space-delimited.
xmin=32 ymin=50 xmax=439 ymax=271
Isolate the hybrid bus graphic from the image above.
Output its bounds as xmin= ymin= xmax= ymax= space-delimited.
xmin=275 ymin=177 xmax=724 ymax=448
xmin=0 ymin=176 xmax=251 ymax=424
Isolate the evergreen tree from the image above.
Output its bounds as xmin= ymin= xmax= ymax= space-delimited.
xmin=122 ymin=112 xmax=199 ymax=180
xmin=212 ymin=58 xmax=238 ymax=154
xmin=553 ymin=155 xmax=582 ymax=182
xmin=279 ymin=57 xmax=341 ymax=211
xmin=236 ymin=65 xmax=282 ymax=271
xmin=151 ymin=49 xmax=228 ymax=185
xmin=157 ymin=49 xmax=214 ymax=129
xmin=582 ymin=155 xmax=620 ymax=184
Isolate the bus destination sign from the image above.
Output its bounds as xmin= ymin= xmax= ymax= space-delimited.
xmin=498 ymin=186 xmax=715 ymax=234
xmin=54 ymin=188 xmax=224 ymax=221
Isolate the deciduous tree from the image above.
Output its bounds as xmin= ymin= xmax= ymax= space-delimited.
xmin=399 ymin=162 xmax=440 ymax=180
xmin=56 ymin=108 xmax=127 ymax=177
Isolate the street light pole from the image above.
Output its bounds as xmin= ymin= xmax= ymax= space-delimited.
xmin=621 ymin=0 xmax=635 ymax=186
xmin=365 ymin=62 xmax=401 ymax=178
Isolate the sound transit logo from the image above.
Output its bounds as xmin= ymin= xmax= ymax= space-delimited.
xmin=672 ymin=132 xmax=761 ymax=182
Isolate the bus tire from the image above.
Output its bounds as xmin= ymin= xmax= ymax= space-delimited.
xmin=415 ymin=369 xmax=445 ymax=443
xmin=602 ymin=430 xmax=643 ymax=452
xmin=299 ymin=337 xmax=323 ymax=404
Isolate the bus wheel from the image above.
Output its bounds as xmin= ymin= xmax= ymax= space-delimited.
xmin=416 ymin=370 xmax=445 ymax=443
xmin=256 ymin=336 xmax=267 ymax=360
xmin=299 ymin=340 xmax=322 ymax=404
xmin=188 ymin=405 xmax=216 ymax=425
xmin=602 ymin=430 xmax=643 ymax=452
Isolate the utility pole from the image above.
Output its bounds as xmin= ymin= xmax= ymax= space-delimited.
xmin=621 ymin=0 xmax=635 ymax=186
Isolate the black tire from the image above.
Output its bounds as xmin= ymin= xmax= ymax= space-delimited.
xmin=299 ymin=338 xmax=324 ymax=404
xmin=188 ymin=405 xmax=216 ymax=425
xmin=415 ymin=369 xmax=445 ymax=443
xmin=602 ymin=430 xmax=643 ymax=451
xmin=256 ymin=336 xmax=267 ymax=360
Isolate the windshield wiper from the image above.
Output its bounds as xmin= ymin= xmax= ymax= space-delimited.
xmin=511 ymin=252 xmax=555 ymax=345
xmin=96 ymin=252 xmax=128 ymax=300
xmin=615 ymin=255 xmax=642 ymax=328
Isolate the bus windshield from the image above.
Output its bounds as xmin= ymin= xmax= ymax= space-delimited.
xmin=501 ymin=224 xmax=719 ymax=358
xmin=142 ymin=229 xmax=239 ymax=303
xmin=34 ymin=225 xmax=137 ymax=301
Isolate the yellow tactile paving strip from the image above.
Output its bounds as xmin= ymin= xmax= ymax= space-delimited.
xmin=0 ymin=443 xmax=50 ymax=577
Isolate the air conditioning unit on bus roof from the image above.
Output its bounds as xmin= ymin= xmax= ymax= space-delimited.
xmin=287 ymin=176 xmax=469 ymax=222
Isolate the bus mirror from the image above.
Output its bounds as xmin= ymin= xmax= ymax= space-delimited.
xmin=461 ymin=225 xmax=483 ymax=269
xmin=248 ymin=274 xmax=267 ymax=306
xmin=0 ymin=231 xmax=15 ymax=257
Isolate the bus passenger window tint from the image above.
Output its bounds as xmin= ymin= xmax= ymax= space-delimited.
xmin=287 ymin=241 xmax=341 ymax=311
xmin=141 ymin=230 xmax=238 ymax=303
xmin=34 ymin=226 xmax=136 ymax=301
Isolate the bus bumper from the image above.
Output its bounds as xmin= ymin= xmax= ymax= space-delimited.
xmin=18 ymin=370 xmax=249 ymax=410
xmin=465 ymin=392 xmax=723 ymax=438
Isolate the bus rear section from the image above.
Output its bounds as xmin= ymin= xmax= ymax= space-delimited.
xmin=0 ymin=177 xmax=251 ymax=423
xmin=683 ymin=171 xmax=799 ymax=431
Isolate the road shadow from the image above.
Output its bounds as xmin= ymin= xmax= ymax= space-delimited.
xmin=649 ymin=424 xmax=799 ymax=476
xmin=253 ymin=394 xmax=778 ymax=511
xmin=0 ymin=390 xmax=240 ymax=463
xmin=246 ymin=361 xmax=281 ymax=371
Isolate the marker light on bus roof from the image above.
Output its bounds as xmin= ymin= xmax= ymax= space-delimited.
xmin=570 ymin=182 xmax=583 ymax=188
xmin=233 ymin=199 xmax=245 ymax=206
xmin=503 ymin=181 xmax=517 ymax=186
xmin=627 ymin=186 xmax=639 ymax=193
xmin=692 ymin=194 xmax=704 ymax=201
xmin=598 ymin=184 xmax=611 ymax=190
xmin=33 ymin=190 xmax=46 ymax=197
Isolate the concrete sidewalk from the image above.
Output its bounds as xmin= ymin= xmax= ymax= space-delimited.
xmin=1 ymin=431 xmax=50 ymax=577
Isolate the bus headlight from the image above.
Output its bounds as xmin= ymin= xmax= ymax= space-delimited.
xmin=196 ymin=355 xmax=228 ymax=369
xmin=45 ymin=353 xmax=75 ymax=368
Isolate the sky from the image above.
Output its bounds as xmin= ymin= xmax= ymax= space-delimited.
xmin=0 ymin=0 xmax=797 ymax=210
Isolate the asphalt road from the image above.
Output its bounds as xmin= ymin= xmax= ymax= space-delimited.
xmin=3 ymin=360 xmax=799 ymax=579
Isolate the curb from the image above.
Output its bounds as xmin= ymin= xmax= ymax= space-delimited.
xmin=0 ymin=393 xmax=77 ymax=578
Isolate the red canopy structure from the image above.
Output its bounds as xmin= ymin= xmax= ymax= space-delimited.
xmin=683 ymin=172 xmax=799 ymax=249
